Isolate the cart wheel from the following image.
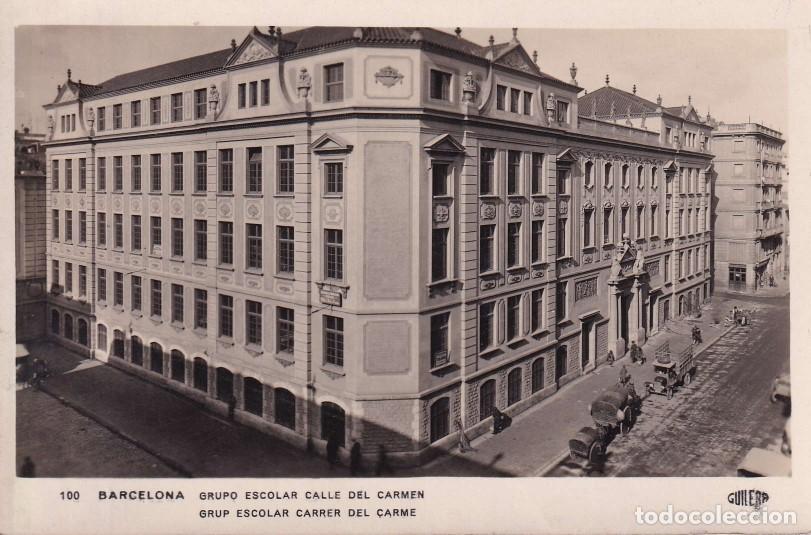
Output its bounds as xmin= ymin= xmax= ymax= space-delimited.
xmin=619 ymin=421 xmax=629 ymax=435
xmin=589 ymin=443 xmax=602 ymax=463
xmin=667 ymin=388 xmax=673 ymax=400
xmin=684 ymin=372 xmax=692 ymax=386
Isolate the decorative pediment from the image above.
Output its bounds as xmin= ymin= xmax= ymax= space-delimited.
xmin=494 ymin=45 xmax=541 ymax=76
xmin=556 ymin=147 xmax=577 ymax=165
xmin=423 ymin=133 xmax=466 ymax=155
xmin=226 ymin=29 xmax=277 ymax=67
xmin=663 ymin=160 xmax=679 ymax=173
xmin=311 ymin=133 xmax=353 ymax=154
xmin=54 ymin=84 xmax=78 ymax=104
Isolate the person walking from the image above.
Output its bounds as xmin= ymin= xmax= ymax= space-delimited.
xmin=606 ymin=349 xmax=615 ymax=366
xmin=629 ymin=341 xmax=644 ymax=365
xmin=349 ymin=440 xmax=362 ymax=476
xmin=455 ymin=418 xmax=474 ymax=453
xmin=618 ymin=364 xmax=630 ymax=386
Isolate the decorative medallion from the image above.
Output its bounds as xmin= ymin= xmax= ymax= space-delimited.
xmin=246 ymin=277 xmax=260 ymax=289
xmin=532 ymin=201 xmax=545 ymax=217
xmin=79 ymin=197 xmax=85 ymax=207
xmin=507 ymin=272 xmax=523 ymax=284
xmin=150 ymin=199 xmax=161 ymax=214
xmin=324 ymin=204 xmax=342 ymax=225
xmin=246 ymin=202 xmax=260 ymax=220
xmin=603 ymin=251 xmax=613 ymax=260
xmin=531 ymin=268 xmax=545 ymax=278
xmin=650 ymin=198 xmax=659 ymax=206
xmin=131 ymin=198 xmax=141 ymax=211
xmin=172 ymin=265 xmax=182 ymax=274
xmin=172 ymin=200 xmax=182 ymax=215
xmin=114 ymin=197 xmax=122 ymax=210
xmin=65 ymin=197 xmax=72 ymax=208
xmin=277 ymin=204 xmax=293 ymax=222
xmin=636 ymin=199 xmax=644 ymax=207
xmin=149 ymin=260 xmax=161 ymax=270
xmin=195 ymin=269 xmax=205 ymax=278
xmin=558 ymin=201 xmax=568 ymax=215
xmin=620 ymin=199 xmax=630 ymax=208
xmin=508 ymin=202 xmax=522 ymax=218
xmin=575 ymin=277 xmax=598 ymax=301
xmin=194 ymin=200 xmax=206 ymax=215
xmin=480 ymin=203 xmax=496 ymax=220
xmin=276 ymin=281 xmax=293 ymax=295
xmin=583 ymin=200 xmax=594 ymax=211
xmin=374 ymin=66 xmax=404 ymax=87
xmin=433 ymin=203 xmax=450 ymax=223
xmin=218 ymin=200 xmax=232 ymax=218
xmin=583 ymin=254 xmax=593 ymax=264
xmin=480 ymin=278 xmax=497 ymax=291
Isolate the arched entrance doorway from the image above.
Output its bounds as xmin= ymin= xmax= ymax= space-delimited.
xmin=320 ymin=402 xmax=346 ymax=447
xmin=216 ymin=367 xmax=233 ymax=401
xmin=77 ymin=319 xmax=89 ymax=347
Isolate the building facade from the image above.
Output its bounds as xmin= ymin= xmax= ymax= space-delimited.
xmin=42 ymin=26 xmax=714 ymax=463
xmin=16 ymin=126 xmax=48 ymax=342
xmin=711 ymin=122 xmax=786 ymax=293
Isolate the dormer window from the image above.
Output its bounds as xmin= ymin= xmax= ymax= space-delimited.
xmin=249 ymin=81 xmax=258 ymax=107
xmin=556 ymin=100 xmax=569 ymax=123
xmin=496 ymin=85 xmax=507 ymax=111
xmin=238 ymin=83 xmax=247 ymax=108
xmin=324 ymin=63 xmax=344 ymax=102
xmin=523 ymin=92 xmax=532 ymax=115
xmin=510 ymin=89 xmax=520 ymax=113
xmin=430 ymin=69 xmax=451 ymax=101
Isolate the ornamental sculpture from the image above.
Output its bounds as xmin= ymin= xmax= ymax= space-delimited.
xmin=86 ymin=108 xmax=95 ymax=131
xmin=296 ymin=68 xmax=312 ymax=98
xmin=532 ymin=201 xmax=545 ymax=217
xmin=433 ymin=203 xmax=450 ymax=223
xmin=462 ymin=71 xmax=478 ymax=102
xmin=644 ymin=260 xmax=660 ymax=276
xmin=47 ymin=116 xmax=55 ymax=139
xmin=546 ymin=92 xmax=556 ymax=123
xmin=508 ymin=202 xmax=522 ymax=218
xmin=575 ymin=277 xmax=598 ymax=301
xmin=480 ymin=203 xmax=496 ymax=220
xmin=558 ymin=200 xmax=568 ymax=215
xmin=208 ymin=84 xmax=220 ymax=112
xmin=374 ymin=66 xmax=404 ymax=88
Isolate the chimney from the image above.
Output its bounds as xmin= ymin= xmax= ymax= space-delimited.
xmin=633 ymin=84 xmax=636 ymax=95
xmin=455 ymin=27 xmax=462 ymax=38
xmin=269 ymin=25 xmax=275 ymax=35
xmin=67 ymin=68 xmax=71 ymax=81
xmin=605 ymin=74 xmax=610 ymax=86
xmin=511 ymin=28 xmax=518 ymax=43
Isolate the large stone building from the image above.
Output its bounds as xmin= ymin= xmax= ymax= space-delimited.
xmin=711 ymin=122 xmax=786 ymax=292
xmin=42 ymin=26 xmax=714 ymax=463
xmin=16 ymin=126 xmax=48 ymax=342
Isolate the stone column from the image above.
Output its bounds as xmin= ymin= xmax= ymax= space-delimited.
xmin=634 ymin=278 xmax=647 ymax=345
xmin=608 ymin=285 xmax=620 ymax=356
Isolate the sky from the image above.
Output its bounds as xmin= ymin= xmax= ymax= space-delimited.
xmin=15 ymin=26 xmax=787 ymax=135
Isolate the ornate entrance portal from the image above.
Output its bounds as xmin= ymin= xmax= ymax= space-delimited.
xmin=608 ymin=238 xmax=650 ymax=357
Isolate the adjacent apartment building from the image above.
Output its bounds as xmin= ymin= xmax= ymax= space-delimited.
xmin=712 ymin=122 xmax=786 ymax=293
xmin=42 ymin=26 xmax=714 ymax=463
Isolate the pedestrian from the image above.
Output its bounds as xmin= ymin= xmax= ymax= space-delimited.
xmin=455 ymin=418 xmax=474 ymax=453
xmin=606 ymin=349 xmax=615 ymax=366
xmin=769 ymin=274 xmax=775 ymax=287
xmin=349 ymin=440 xmax=362 ymax=476
xmin=326 ymin=433 xmax=340 ymax=469
xmin=375 ymin=444 xmax=390 ymax=476
xmin=227 ymin=394 xmax=237 ymax=421
xmin=491 ymin=407 xmax=511 ymax=434
xmin=630 ymin=341 xmax=644 ymax=365
xmin=618 ymin=364 xmax=630 ymax=386
xmin=19 ymin=456 xmax=35 ymax=478
xmin=693 ymin=326 xmax=702 ymax=345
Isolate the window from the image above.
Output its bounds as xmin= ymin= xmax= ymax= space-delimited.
xmin=246 ymin=223 xmax=263 ymax=270
xmin=65 ymin=210 xmax=73 ymax=243
xmin=531 ymin=153 xmax=544 ymax=194
xmin=243 ymin=377 xmax=263 ymax=415
xmin=621 ymin=165 xmax=629 ymax=189
xmin=506 ymin=295 xmax=521 ymax=341
xmin=556 ymin=281 xmax=569 ymax=321
xmin=151 ymin=279 xmax=162 ymax=318
xmin=113 ymin=104 xmax=122 ymax=129
xmin=531 ymin=220 xmax=544 ymax=263
xmin=531 ymin=289 xmax=544 ymax=332
xmin=171 ymin=152 xmax=183 ymax=192
xmin=604 ymin=163 xmax=613 ymax=188
xmin=194 ymin=151 xmax=207 ymax=192
xmin=164 ymin=283 xmax=181 ymax=323
xmin=677 ymin=252 xmax=684 ymax=278
xmin=557 ymin=168 xmax=569 ymax=195
xmin=324 ymin=229 xmax=344 ymax=280
xmin=523 ymin=91 xmax=532 ymax=115
xmin=131 ymin=100 xmax=141 ymax=127
xmin=508 ymin=368 xmax=522 ymax=406
xmin=636 ymin=206 xmax=644 ymax=239
xmin=324 ymin=315 xmax=344 ymax=366
xmin=150 ymin=343 xmax=164 ymax=374
xmin=733 ymin=164 xmax=744 ymax=177
xmin=51 ymin=260 xmax=59 ymax=291
xmin=687 ymin=208 xmax=693 ymax=234
xmin=507 ymin=222 xmax=521 ymax=267
xmin=150 ymin=97 xmax=161 ymax=124
xmin=194 ymin=88 xmax=207 ymax=119
xmin=430 ymin=312 xmax=450 ymax=368
xmin=510 ymin=88 xmax=520 ymax=113
xmin=277 ymin=307 xmax=294 ymax=353
xmin=150 ymin=154 xmax=161 ymax=192
xmin=277 ymin=145 xmax=294 ymax=193
xmin=275 ymin=388 xmax=296 ymax=429
xmin=650 ymin=205 xmax=658 ymax=236
xmin=480 ymin=148 xmax=495 ymax=195
xmin=113 ymin=156 xmax=123 ymax=191
xmin=323 ymin=162 xmax=344 ymax=195
xmin=479 ymin=224 xmax=495 ymax=272
xmin=637 ymin=166 xmax=644 ymax=188
xmin=531 ymin=358 xmax=545 ymax=393
xmin=557 ymin=214 xmax=568 ymax=257
xmin=192 ymin=357 xmax=207 ymax=391
xmin=97 ymin=107 xmax=105 ymax=130
xmin=78 ymin=265 xmax=87 ymax=297
xmin=603 ymin=206 xmax=613 ymax=244
xmin=277 ymin=226 xmax=295 ymax=274
xmin=507 ymin=151 xmax=521 ymax=195
xmin=65 ymin=160 xmax=72 ymax=190
xmin=429 ymin=69 xmax=451 ymax=101
xmin=249 ymin=81 xmax=258 ymax=107
xmin=733 ymin=139 xmax=744 ymax=153
xmin=246 ymin=300 xmax=262 ymax=346
xmin=651 ymin=167 xmax=658 ymax=189
xmin=665 ymin=127 xmax=672 ymax=143
xmin=479 ymin=379 xmax=496 ymax=420
xmin=583 ymin=161 xmax=594 ymax=189
xmin=171 ymin=218 xmax=183 ymax=258
xmin=245 ymin=147 xmax=262 ymax=194
xmin=131 ymin=155 xmax=142 ymax=191
xmin=496 ymin=85 xmax=507 ymax=110
xmin=238 ymin=83 xmax=246 ymax=108
xmin=64 ymin=315 xmax=74 ymax=340
xmin=97 ymin=157 xmax=106 ymax=191
xmin=113 ymin=272 xmax=123 ymax=306
xmin=113 ymin=213 xmax=122 ymax=248
xmin=679 ymin=209 xmax=685 ymax=235
xmin=51 ymin=160 xmax=59 ymax=190
xmin=556 ymin=100 xmax=569 ymax=123
xmin=97 ymin=212 xmax=106 ymax=246
xmin=431 ymin=228 xmax=449 ymax=282
xmin=150 ymin=216 xmax=161 ymax=254
xmin=219 ymin=221 xmax=233 ymax=265
xmin=664 ymin=254 xmax=671 ymax=282
xmin=171 ymin=93 xmax=183 ymax=122
xmin=51 ymin=210 xmax=59 ymax=241
xmin=261 ymin=79 xmax=270 ymax=105
xmin=584 ymin=208 xmax=594 ymax=247
xmin=219 ymin=294 xmax=233 ymax=338
xmin=97 ymin=268 xmax=107 ymax=302
xmin=479 ymin=302 xmax=495 ymax=350
xmin=324 ymin=63 xmax=344 ymax=102
xmin=193 ymin=220 xmax=207 ymax=261
xmin=194 ymin=289 xmax=208 ymax=329
xmin=60 ymin=116 xmax=65 ymax=133
xmin=621 ymin=207 xmax=629 ymax=238
xmin=171 ymin=350 xmax=186 ymax=383
xmin=97 ymin=324 xmax=107 ymax=352
xmin=79 ymin=158 xmax=86 ymax=190
xmin=218 ymin=149 xmax=233 ymax=192
xmin=65 ymin=263 xmax=73 ymax=293
xmin=132 ymin=275 xmax=142 ymax=311
xmin=430 ymin=398 xmax=450 ymax=443
xmin=131 ymin=215 xmax=142 ymax=252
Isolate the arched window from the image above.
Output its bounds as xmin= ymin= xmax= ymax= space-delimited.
xmin=77 ymin=319 xmax=89 ymax=347
xmin=51 ymin=309 xmax=60 ymax=335
xmin=320 ymin=402 xmax=346 ymax=447
xmin=131 ymin=336 xmax=143 ymax=366
xmin=193 ymin=357 xmax=208 ymax=392
xmin=555 ymin=345 xmax=568 ymax=384
xmin=97 ymin=324 xmax=107 ymax=353
xmin=170 ymin=350 xmax=185 ymax=382
xmin=274 ymin=388 xmax=296 ymax=430
xmin=584 ymin=161 xmax=594 ymax=187
xmin=621 ymin=164 xmax=630 ymax=189
xmin=531 ymin=358 xmax=545 ymax=393
xmin=479 ymin=379 xmax=496 ymax=421
xmin=651 ymin=167 xmax=658 ymax=188
xmin=507 ymin=368 xmax=522 ymax=406
xmin=63 ymin=314 xmax=74 ymax=340
xmin=216 ymin=367 xmax=233 ymax=401
xmin=243 ymin=377 xmax=263 ymax=416
xmin=113 ymin=330 xmax=125 ymax=358
xmin=637 ymin=166 xmax=644 ymax=188
xmin=150 ymin=343 xmax=164 ymax=374
xmin=430 ymin=397 xmax=450 ymax=443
